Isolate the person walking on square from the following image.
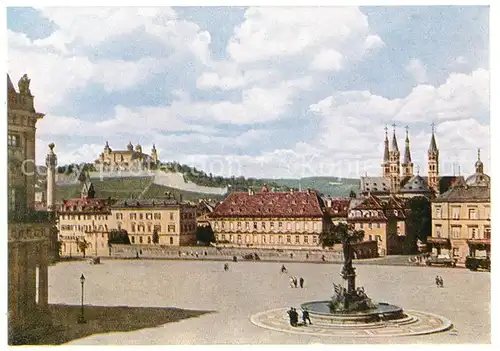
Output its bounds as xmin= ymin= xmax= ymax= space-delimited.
xmin=290 ymin=277 xmax=295 ymax=288
xmin=293 ymin=277 xmax=298 ymax=288
xmin=287 ymin=307 xmax=295 ymax=326
xmin=291 ymin=308 xmax=299 ymax=327
xmin=299 ymin=277 xmax=304 ymax=288
xmin=439 ymin=276 xmax=444 ymax=287
xmin=302 ymin=309 xmax=312 ymax=325
xmin=435 ymin=275 xmax=440 ymax=287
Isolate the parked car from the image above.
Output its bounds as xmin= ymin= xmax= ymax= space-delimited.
xmin=465 ymin=256 xmax=490 ymax=272
xmin=425 ymin=254 xmax=455 ymax=267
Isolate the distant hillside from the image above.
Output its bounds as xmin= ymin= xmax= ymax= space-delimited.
xmin=56 ymin=177 xmax=222 ymax=203
xmin=263 ymin=177 xmax=360 ymax=197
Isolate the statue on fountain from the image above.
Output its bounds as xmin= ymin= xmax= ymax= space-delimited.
xmin=328 ymin=223 xmax=375 ymax=312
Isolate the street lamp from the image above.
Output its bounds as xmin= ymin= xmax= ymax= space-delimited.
xmin=77 ymin=274 xmax=86 ymax=324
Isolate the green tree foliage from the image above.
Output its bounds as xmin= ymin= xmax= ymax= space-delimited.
xmin=349 ymin=190 xmax=357 ymax=198
xmin=319 ymin=222 xmax=365 ymax=248
xmin=196 ymin=226 xmax=215 ymax=244
xmin=404 ymin=196 xmax=432 ymax=254
xmin=76 ymin=238 xmax=90 ymax=258
xmin=108 ymin=229 xmax=131 ymax=245
xmin=152 ymin=229 xmax=159 ymax=245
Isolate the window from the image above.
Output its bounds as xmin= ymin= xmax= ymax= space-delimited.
xmin=278 ymin=222 xmax=283 ymax=228
xmin=468 ymin=208 xmax=477 ymax=220
xmin=170 ymin=237 xmax=173 ymax=245
xmin=287 ymin=222 xmax=292 ymax=230
xmin=147 ymin=236 xmax=151 ymax=244
xmin=139 ymin=213 xmax=143 ymax=220
xmin=253 ymin=222 xmax=257 ymax=230
xmin=368 ymin=223 xmax=372 ymax=229
xmin=435 ymin=224 xmax=442 ymax=238
xmin=452 ymin=207 xmax=460 ymax=219
xmin=170 ymin=212 xmax=174 ymax=221
xmin=245 ymin=235 xmax=250 ymax=243
xmin=360 ymin=223 xmax=364 ymax=229
xmin=485 ymin=227 xmax=491 ymax=239
xmin=221 ymin=222 xmax=225 ymax=229
xmin=131 ymin=223 xmax=136 ymax=232
xmin=221 ymin=234 xmax=226 ymax=241
xmin=312 ymin=236 xmax=318 ymax=244
xmin=376 ymin=223 xmax=380 ymax=229
xmin=130 ymin=213 xmax=137 ymax=220
xmin=270 ymin=222 xmax=275 ymax=229
xmin=131 ymin=236 xmax=135 ymax=243
xmin=237 ymin=235 xmax=242 ymax=242
xmin=245 ymin=222 xmax=249 ymax=230
xmin=8 ymin=134 xmax=20 ymax=147
xmin=451 ymin=226 xmax=461 ymax=239
xmin=147 ymin=224 xmax=152 ymax=232
xmin=146 ymin=213 xmax=152 ymax=220
xmin=262 ymin=222 xmax=266 ymax=229
xmin=168 ymin=225 xmax=175 ymax=233
xmin=262 ymin=235 xmax=266 ymax=243
xmin=139 ymin=236 xmax=143 ymax=244
xmin=375 ymin=235 xmax=381 ymax=242
xmin=295 ymin=235 xmax=300 ymax=244
xmin=154 ymin=225 xmax=161 ymax=232
xmin=369 ymin=235 xmax=373 ymax=241
xmin=435 ymin=206 xmax=442 ymax=219
xmin=469 ymin=227 xmax=477 ymax=239
xmin=154 ymin=213 xmax=161 ymax=220
xmin=279 ymin=235 xmax=283 ymax=244
xmin=304 ymin=236 xmax=309 ymax=243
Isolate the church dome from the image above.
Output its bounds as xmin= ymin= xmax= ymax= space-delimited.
xmin=465 ymin=172 xmax=490 ymax=187
xmin=400 ymin=175 xmax=430 ymax=193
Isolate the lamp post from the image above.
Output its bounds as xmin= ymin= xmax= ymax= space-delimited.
xmin=77 ymin=274 xmax=86 ymax=323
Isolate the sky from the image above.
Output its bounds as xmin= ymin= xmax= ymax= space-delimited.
xmin=6 ymin=6 xmax=490 ymax=179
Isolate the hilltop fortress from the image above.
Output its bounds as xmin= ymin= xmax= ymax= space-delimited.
xmin=94 ymin=141 xmax=159 ymax=171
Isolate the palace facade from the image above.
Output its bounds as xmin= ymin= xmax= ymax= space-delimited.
xmin=209 ymin=186 xmax=327 ymax=249
xmin=428 ymin=150 xmax=491 ymax=264
xmin=7 ymin=74 xmax=58 ymax=342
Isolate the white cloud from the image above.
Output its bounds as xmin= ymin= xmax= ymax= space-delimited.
xmin=405 ymin=58 xmax=428 ymax=83
xmin=310 ymin=49 xmax=343 ymax=71
xmin=226 ymin=7 xmax=383 ymax=69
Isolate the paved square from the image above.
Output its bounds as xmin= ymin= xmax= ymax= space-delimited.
xmin=48 ymin=259 xmax=490 ymax=344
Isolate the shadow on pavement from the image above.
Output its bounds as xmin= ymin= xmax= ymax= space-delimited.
xmin=10 ymin=303 xmax=214 ymax=345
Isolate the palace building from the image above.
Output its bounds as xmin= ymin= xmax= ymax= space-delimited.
xmin=360 ymin=124 xmax=463 ymax=198
xmin=7 ymin=74 xmax=58 ymax=342
xmin=94 ymin=141 xmax=159 ymax=171
xmin=428 ymin=150 xmax=491 ymax=264
xmin=209 ymin=186 xmax=327 ymax=249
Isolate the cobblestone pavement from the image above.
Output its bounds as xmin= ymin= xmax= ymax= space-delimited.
xmin=48 ymin=260 xmax=490 ymax=345
xmin=250 ymin=308 xmax=452 ymax=337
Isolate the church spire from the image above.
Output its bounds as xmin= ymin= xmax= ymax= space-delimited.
xmin=381 ymin=125 xmax=390 ymax=177
xmin=475 ymin=148 xmax=484 ymax=173
xmin=429 ymin=122 xmax=438 ymax=153
xmin=427 ymin=122 xmax=439 ymax=193
xmin=391 ymin=123 xmax=399 ymax=152
xmin=402 ymin=125 xmax=414 ymax=177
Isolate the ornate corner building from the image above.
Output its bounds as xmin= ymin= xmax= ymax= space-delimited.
xmin=7 ymin=74 xmax=59 ymax=342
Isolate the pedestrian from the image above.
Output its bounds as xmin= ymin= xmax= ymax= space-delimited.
xmin=321 ymin=255 xmax=326 ymax=262
xmin=287 ymin=307 xmax=295 ymax=326
xmin=306 ymin=253 xmax=309 ymax=259
xmin=281 ymin=264 xmax=287 ymax=273
xmin=224 ymin=263 xmax=229 ymax=271
xmin=439 ymin=276 xmax=444 ymax=287
xmin=290 ymin=277 xmax=295 ymax=288
xmin=302 ymin=309 xmax=312 ymax=325
xmin=299 ymin=277 xmax=304 ymax=288
xmin=291 ymin=308 xmax=299 ymax=327
xmin=293 ymin=277 xmax=298 ymax=288
xmin=435 ymin=275 xmax=440 ymax=287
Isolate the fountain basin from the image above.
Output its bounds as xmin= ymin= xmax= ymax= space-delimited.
xmin=301 ymin=300 xmax=405 ymax=324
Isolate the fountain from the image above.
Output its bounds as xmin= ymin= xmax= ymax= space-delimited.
xmin=300 ymin=225 xmax=404 ymax=324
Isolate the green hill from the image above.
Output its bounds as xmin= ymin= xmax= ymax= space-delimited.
xmin=56 ymin=177 xmax=222 ymax=202
xmin=263 ymin=177 xmax=360 ymax=197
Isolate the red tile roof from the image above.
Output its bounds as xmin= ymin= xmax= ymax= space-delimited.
xmin=211 ymin=190 xmax=324 ymax=218
xmin=60 ymin=198 xmax=113 ymax=213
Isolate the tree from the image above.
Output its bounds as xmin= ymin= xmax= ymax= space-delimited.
xmin=319 ymin=222 xmax=365 ymax=249
xmin=108 ymin=229 xmax=131 ymax=245
xmin=76 ymin=238 xmax=90 ymax=258
xmin=152 ymin=229 xmax=159 ymax=245
xmin=349 ymin=190 xmax=357 ymax=199
xmin=404 ymin=196 xmax=432 ymax=254
xmin=196 ymin=226 xmax=215 ymax=244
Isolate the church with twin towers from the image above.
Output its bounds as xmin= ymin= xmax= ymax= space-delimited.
xmin=360 ymin=123 xmax=458 ymax=198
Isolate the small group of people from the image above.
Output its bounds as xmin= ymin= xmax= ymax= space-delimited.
xmin=289 ymin=276 xmax=305 ymax=288
xmin=287 ymin=307 xmax=312 ymax=327
xmin=435 ymin=275 xmax=444 ymax=287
